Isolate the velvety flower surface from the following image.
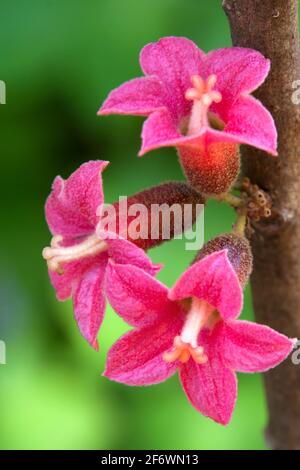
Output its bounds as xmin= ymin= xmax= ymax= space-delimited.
xmin=104 ymin=251 xmax=294 ymax=425
xmin=43 ymin=161 xmax=159 ymax=350
xmin=99 ymin=36 xmax=277 ymax=157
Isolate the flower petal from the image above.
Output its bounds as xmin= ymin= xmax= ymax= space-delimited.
xmin=225 ymin=95 xmax=277 ymax=155
xmin=169 ymin=250 xmax=243 ymax=320
xmin=99 ymin=230 xmax=161 ymax=276
xmin=206 ymin=47 xmax=270 ymax=109
xmin=49 ymin=253 xmax=107 ymax=301
xmin=104 ymin=318 xmax=182 ymax=385
xmin=45 ymin=161 xmax=108 ymax=238
xmin=139 ymin=110 xmax=182 ymax=156
xmin=219 ymin=320 xmax=295 ymax=373
xmin=73 ymin=259 xmax=107 ymax=350
xmin=105 ymin=262 xmax=181 ymax=327
xmin=140 ymin=36 xmax=205 ymax=119
xmin=98 ymin=77 xmax=167 ymax=116
xmin=179 ymin=328 xmax=237 ymax=425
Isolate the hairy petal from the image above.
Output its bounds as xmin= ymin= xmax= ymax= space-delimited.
xmin=105 ymin=262 xmax=181 ymax=327
xmin=104 ymin=318 xmax=182 ymax=385
xmin=73 ymin=259 xmax=107 ymax=350
xmin=99 ymin=77 xmax=167 ymax=116
xmin=140 ymin=36 xmax=205 ymax=119
xmin=99 ymin=231 xmax=161 ymax=276
xmin=206 ymin=47 xmax=270 ymax=113
xmin=225 ymin=95 xmax=277 ymax=155
xmin=139 ymin=109 xmax=182 ymax=156
xmin=180 ymin=329 xmax=237 ymax=425
xmin=46 ymin=161 xmax=108 ymax=238
xmin=49 ymin=252 xmax=107 ymax=301
xmin=219 ymin=320 xmax=295 ymax=373
xmin=169 ymin=251 xmax=243 ymax=320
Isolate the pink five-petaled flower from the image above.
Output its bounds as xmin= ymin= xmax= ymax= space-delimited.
xmin=104 ymin=251 xmax=294 ymax=425
xmin=99 ymin=37 xmax=277 ymax=194
xmin=42 ymin=160 xmax=159 ymax=350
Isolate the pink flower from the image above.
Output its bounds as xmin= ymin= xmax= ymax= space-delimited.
xmin=104 ymin=251 xmax=294 ymax=425
xmin=42 ymin=160 xmax=159 ymax=350
xmin=99 ymin=36 xmax=277 ymax=156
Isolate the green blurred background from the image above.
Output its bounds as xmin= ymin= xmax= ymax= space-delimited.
xmin=0 ymin=0 xmax=271 ymax=450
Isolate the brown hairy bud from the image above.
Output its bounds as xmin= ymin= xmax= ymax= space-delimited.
xmin=194 ymin=233 xmax=253 ymax=287
xmin=108 ymin=182 xmax=205 ymax=250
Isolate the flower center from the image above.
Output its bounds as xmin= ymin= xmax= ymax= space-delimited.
xmin=185 ymin=74 xmax=222 ymax=135
xmin=42 ymin=233 xmax=107 ymax=274
xmin=163 ymin=298 xmax=216 ymax=365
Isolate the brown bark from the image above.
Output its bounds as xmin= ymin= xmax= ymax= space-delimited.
xmin=223 ymin=0 xmax=300 ymax=450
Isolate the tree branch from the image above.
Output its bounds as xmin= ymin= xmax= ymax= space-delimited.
xmin=223 ymin=0 xmax=300 ymax=450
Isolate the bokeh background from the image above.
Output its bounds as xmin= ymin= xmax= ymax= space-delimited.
xmin=0 ymin=0 xmax=272 ymax=450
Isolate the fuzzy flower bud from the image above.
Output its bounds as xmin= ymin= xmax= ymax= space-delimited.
xmin=109 ymin=181 xmax=205 ymax=250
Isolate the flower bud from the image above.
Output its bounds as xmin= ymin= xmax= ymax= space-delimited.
xmin=109 ymin=182 xmax=205 ymax=251
xmin=194 ymin=233 xmax=252 ymax=287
